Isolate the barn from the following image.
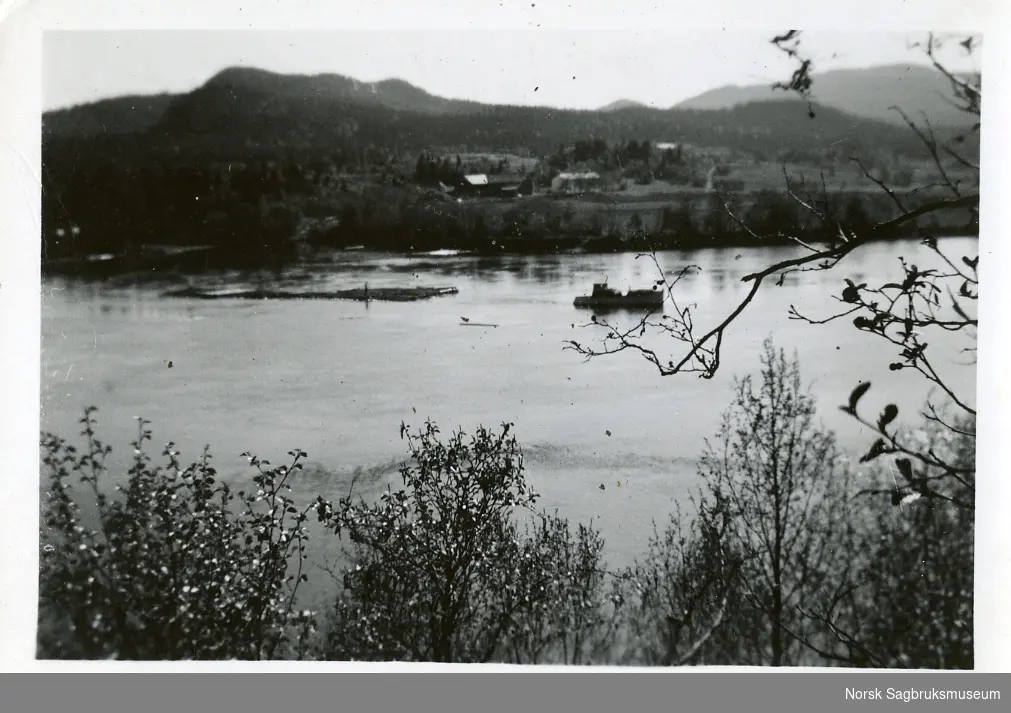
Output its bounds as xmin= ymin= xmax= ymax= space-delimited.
xmin=455 ymin=174 xmax=525 ymax=198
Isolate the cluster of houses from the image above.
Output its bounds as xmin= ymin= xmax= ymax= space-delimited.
xmin=439 ymin=171 xmax=605 ymax=199
xmin=430 ymin=140 xmax=745 ymax=200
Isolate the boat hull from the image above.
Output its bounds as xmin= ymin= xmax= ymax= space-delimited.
xmin=574 ymin=295 xmax=663 ymax=309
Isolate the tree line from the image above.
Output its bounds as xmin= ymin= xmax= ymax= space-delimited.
xmin=42 ymin=138 xmax=973 ymax=269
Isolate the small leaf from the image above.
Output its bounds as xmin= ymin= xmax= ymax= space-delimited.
xmin=859 ymin=438 xmax=888 ymax=463
xmin=845 ymin=381 xmax=872 ymax=415
xmin=877 ymin=404 xmax=899 ymax=431
xmin=841 ymin=279 xmax=863 ymax=304
xmin=894 ymin=458 xmax=913 ymax=482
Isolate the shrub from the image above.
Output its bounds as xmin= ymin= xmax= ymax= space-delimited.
xmin=618 ymin=497 xmax=747 ymax=666
xmin=694 ymin=339 xmax=853 ymax=666
xmin=39 ymin=408 xmax=318 ymax=660
xmin=850 ymin=491 xmax=974 ymax=668
xmin=809 ymin=410 xmax=975 ymax=668
xmin=316 ymin=420 xmax=617 ymax=663
xmin=503 ymin=511 xmax=622 ymax=665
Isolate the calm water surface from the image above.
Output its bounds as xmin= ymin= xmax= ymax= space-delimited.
xmin=40 ymin=238 xmax=977 ymax=600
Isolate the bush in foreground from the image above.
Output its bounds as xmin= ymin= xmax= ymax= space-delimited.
xmin=317 ymin=420 xmax=619 ymax=664
xmin=39 ymin=408 xmax=317 ymax=660
xmin=806 ymin=410 xmax=975 ymax=668
xmin=693 ymin=339 xmax=854 ymax=666
xmin=617 ymin=497 xmax=747 ymax=666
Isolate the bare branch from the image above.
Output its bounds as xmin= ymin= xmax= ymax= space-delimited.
xmin=674 ymin=590 xmax=730 ymax=666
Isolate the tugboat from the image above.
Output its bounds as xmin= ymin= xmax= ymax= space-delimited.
xmin=574 ymin=281 xmax=664 ymax=310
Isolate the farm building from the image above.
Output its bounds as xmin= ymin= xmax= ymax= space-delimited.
xmin=550 ymin=171 xmax=603 ymax=194
xmin=455 ymin=174 xmax=525 ymax=198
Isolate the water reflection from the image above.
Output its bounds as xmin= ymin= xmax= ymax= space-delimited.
xmin=574 ymin=306 xmax=662 ymax=326
xmin=525 ymin=258 xmax=563 ymax=285
xmin=46 ymin=239 xmax=977 ymax=309
xmin=375 ymin=254 xmax=573 ymax=287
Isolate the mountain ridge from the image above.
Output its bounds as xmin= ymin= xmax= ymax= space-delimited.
xmin=41 ymin=63 xmax=978 ymax=164
xmin=676 ymin=63 xmax=975 ymax=127
xmin=42 ymin=93 xmax=177 ymax=138
xmin=44 ymin=62 xmax=975 ymax=139
xmin=198 ymin=66 xmax=488 ymax=115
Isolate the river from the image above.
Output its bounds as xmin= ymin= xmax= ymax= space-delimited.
xmin=40 ymin=238 xmax=977 ymax=604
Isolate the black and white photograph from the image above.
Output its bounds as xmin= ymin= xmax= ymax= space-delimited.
xmin=3 ymin=1 xmax=996 ymax=670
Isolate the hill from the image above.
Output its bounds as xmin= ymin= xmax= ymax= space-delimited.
xmin=199 ymin=66 xmax=487 ymax=115
xmin=137 ymin=73 xmax=931 ymax=160
xmin=40 ymin=67 xmax=488 ymax=140
xmin=599 ymin=99 xmax=649 ymax=112
xmin=42 ymin=94 xmax=177 ymax=139
xmin=43 ymin=63 xmax=977 ymax=155
xmin=677 ymin=64 xmax=975 ymax=128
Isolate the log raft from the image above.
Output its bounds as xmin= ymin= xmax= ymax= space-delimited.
xmin=162 ymin=286 xmax=459 ymax=302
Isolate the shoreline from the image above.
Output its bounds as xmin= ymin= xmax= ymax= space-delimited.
xmin=41 ymin=229 xmax=980 ymax=283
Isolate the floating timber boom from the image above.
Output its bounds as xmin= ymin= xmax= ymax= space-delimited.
xmin=162 ymin=286 xmax=459 ymax=302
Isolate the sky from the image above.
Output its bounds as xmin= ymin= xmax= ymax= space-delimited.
xmin=41 ymin=29 xmax=980 ymax=112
